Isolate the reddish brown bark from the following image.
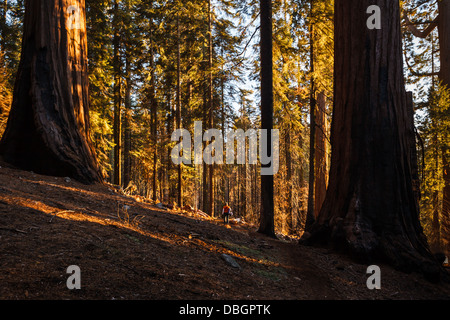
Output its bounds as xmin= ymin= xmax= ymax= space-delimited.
xmin=0 ymin=0 xmax=101 ymax=183
xmin=438 ymin=0 xmax=450 ymax=258
xmin=302 ymin=0 xmax=443 ymax=281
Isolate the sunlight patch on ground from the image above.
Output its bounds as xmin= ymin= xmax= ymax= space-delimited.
xmin=0 ymin=191 xmax=283 ymax=271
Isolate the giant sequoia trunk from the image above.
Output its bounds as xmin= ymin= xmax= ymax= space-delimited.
xmin=302 ymin=0 xmax=443 ymax=281
xmin=438 ymin=0 xmax=450 ymax=258
xmin=0 ymin=0 xmax=101 ymax=183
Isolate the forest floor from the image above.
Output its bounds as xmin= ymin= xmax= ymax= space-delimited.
xmin=0 ymin=162 xmax=450 ymax=301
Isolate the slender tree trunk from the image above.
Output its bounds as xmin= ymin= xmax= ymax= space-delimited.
xmin=258 ymin=0 xmax=275 ymax=237
xmin=406 ymin=92 xmax=420 ymax=208
xmin=237 ymin=166 xmax=241 ymax=216
xmin=207 ymin=0 xmax=214 ymax=217
xmin=285 ymin=124 xmax=293 ymax=232
xmin=176 ymin=12 xmax=182 ymax=208
xmin=306 ymin=2 xmax=316 ymax=231
xmin=443 ymin=153 xmax=450 ymax=257
xmin=243 ymin=157 xmax=247 ymax=218
xmin=430 ymin=128 xmax=441 ymax=252
xmin=150 ymin=26 xmax=158 ymax=202
xmin=298 ymin=122 xmax=306 ymax=229
xmin=429 ymin=37 xmax=441 ymax=254
xmin=202 ymin=90 xmax=208 ymax=212
xmin=0 ymin=0 xmax=101 ymax=183
xmin=113 ymin=0 xmax=121 ymax=186
xmin=167 ymin=87 xmax=175 ymax=204
xmin=302 ymin=0 xmax=442 ymax=281
xmin=123 ymin=51 xmax=132 ymax=189
xmin=314 ymin=92 xmax=327 ymax=219
xmin=221 ymin=64 xmax=227 ymax=212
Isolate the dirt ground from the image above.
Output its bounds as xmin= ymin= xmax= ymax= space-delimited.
xmin=0 ymin=162 xmax=449 ymax=301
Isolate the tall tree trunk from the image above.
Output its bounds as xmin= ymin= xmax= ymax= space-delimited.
xmin=202 ymin=90 xmax=208 ymax=212
xmin=285 ymin=123 xmax=293 ymax=232
xmin=298 ymin=125 xmax=306 ymax=228
xmin=314 ymin=92 xmax=327 ymax=218
xmin=122 ymin=0 xmax=132 ymax=189
xmin=442 ymin=154 xmax=450 ymax=257
xmin=305 ymin=0 xmax=316 ymax=231
xmin=302 ymin=0 xmax=442 ymax=281
xmin=406 ymin=92 xmax=420 ymax=208
xmin=149 ymin=25 xmax=158 ymax=202
xmin=430 ymin=129 xmax=441 ymax=252
xmin=207 ymin=0 xmax=214 ymax=217
xmin=258 ymin=0 xmax=275 ymax=237
xmin=438 ymin=0 xmax=450 ymax=258
xmin=113 ymin=0 xmax=121 ymax=186
xmin=176 ymin=11 xmax=182 ymax=208
xmin=0 ymin=0 xmax=101 ymax=183
xmin=123 ymin=51 xmax=132 ymax=189
xmin=167 ymin=86 xmax=175 ymax=204
xmin=243 ymin=157 xmax=247 ymax=218
xmin=201 ymin=143 xmax=207 ymax=211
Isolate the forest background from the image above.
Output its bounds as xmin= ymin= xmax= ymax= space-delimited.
xmin=0 ymin=0 xmax=448 ymax=255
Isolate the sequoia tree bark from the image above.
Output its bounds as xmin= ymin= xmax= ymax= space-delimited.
xmin=302 ymin=0 xmax=443 ymax=281
xmin=0 ymin=0 xmax=101 ymax=183
xmin=438 ymin=0 xmax=450 ymax=258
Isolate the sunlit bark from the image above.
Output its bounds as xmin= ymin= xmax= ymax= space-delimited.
xmin=0 ymin=0 xmax=101 ymax=183
xmin=302 ymin=0 xmax=443 ymax=281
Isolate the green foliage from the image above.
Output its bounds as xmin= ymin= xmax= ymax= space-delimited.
xmin=402 ymin=0 xmax=449 ymax=250
xmin=0 ymin=0 xmax=24 ymax=140
xmin=417 ymin=82 xmax=450 ymax=241
xmin=0 ymin=0 xmax=332 ymax=236
xmin=86 ymin=0 xmax=114 ymax=178
xmin=11 ymin=0 xmax=448 ymax=242
xmin=402 ymin=0 xmax=439 ymax=100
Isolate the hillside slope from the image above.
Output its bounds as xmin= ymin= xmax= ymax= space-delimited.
xmin=0 ymin=163 xmax=449 ymax=300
